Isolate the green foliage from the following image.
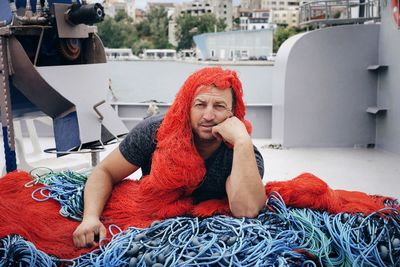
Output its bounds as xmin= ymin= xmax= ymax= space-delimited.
xmin=137 ymin=6 xmax=173 ymax=49
xmin=96 ymin=8 xmax=229 ymax=54
xmin=333 ymin=11 xmax=341 ymax=19
xmin=97 ymin=12 xmax=138 ymax=49
xmin=96 ymin=8 xmax=172 ymax=55
xmin=131 ymin=39 xmax=154 ymax=55
xmin=273 ymin=26 xmax=305 ymax=53
xmin=114 ymin=10 xmax=133 ymax=23
xmin=175 ymin=14 xmax=226 ymax=50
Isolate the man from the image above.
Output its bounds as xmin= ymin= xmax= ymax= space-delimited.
xmin=73 ymin=67 xmax=266 ymax=249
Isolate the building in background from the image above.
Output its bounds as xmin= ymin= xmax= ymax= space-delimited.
xmin=146 ymin=2 xmax=175 ymax=11
xmin=176 ymin=0 xmax=233 ymax=30
xmin=142 ymin=49 xmax=177 ymax=60
xmin=240 ymin=0 xmax=262 ymax=9
xmin=193 ymin=29 xmax=273 ymax=61
xmin=105 ymin=48 xmax=140 ymax=61
xmin=168 ymin=18 xmax=178 ymax=46
xmin=169 ymin=0 xmax=234 ymax=46
xmin=261 ymin=0 xmax=300 ymax=27
xmin=135 ymin=8 xmax=145 ymax=23
xmin=103 ymin=0 xmax=136 ymax=21
xmin=240 ymin=8 xmax=274 ymax=30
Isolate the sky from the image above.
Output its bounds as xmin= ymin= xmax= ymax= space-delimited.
xmin=135 ymin=0 xmax=241 ymax=9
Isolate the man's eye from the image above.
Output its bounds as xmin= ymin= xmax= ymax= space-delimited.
xmin=195 ymin=103 xmax=205 ymax=108
xmin=215 ymin=105 xmax=226 ymax=111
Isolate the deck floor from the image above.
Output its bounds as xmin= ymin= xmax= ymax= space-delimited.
xmin=1 ymin=138 xmax=399 ymax=198
xmin=253 ymin=139 xmax=400 ymax=198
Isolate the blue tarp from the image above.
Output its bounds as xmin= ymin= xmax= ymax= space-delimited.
xmin=53 ymin=111 xmax=80 ymax=153
xmin=0 ymin=0 xmax=12 ymax=25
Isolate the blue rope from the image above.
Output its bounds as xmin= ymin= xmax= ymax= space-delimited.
xmin=0 ymin=235 xmax=58 ymax=266
xmin=28 ymin=170 xmax=87 ymax=221
xmin=2 ymin=126 xmax=16 ymax=173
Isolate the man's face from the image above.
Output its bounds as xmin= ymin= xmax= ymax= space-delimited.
xmin=190 ymin=85 xmax=233 ymax=142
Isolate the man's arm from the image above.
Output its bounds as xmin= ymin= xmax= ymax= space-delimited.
xmin=212 ymin=117 xmax=266 ymax=218
xmin=73 ymin=148 xmax=139 ymax=248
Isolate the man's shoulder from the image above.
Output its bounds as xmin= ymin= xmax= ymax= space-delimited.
xmin=122 ymin=114 xmax=164 ymax=145
xmin=141 ymin=114 xmax=164 ymax=126
xmin=135 ymin=114 xmax=164 ymax=132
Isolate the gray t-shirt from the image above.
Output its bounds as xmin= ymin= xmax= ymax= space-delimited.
xmin=119 ymin=114 xmax=264 ymax=204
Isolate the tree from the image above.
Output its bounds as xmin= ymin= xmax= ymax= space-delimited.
xmin=96 ymin=8 xmax=173 ymax=55
xmin=273 ymin=26 xmax=304 ymax=53
xmin=131 ymin=39 xmax=153 ymax=55
xmin=175 ymin=14 xmax=226 ymax=50
xmin=114 ymin=10 xmax=134 ymax=23
xmin=233 ymin=17 xmax=240 ymax=30
xmin=97 ymin=11 xmax=138 ymax=49
xmin=136 ymin=6 xmax=173 ymax=50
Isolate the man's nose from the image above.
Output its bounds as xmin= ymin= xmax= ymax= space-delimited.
xmin=202 ymin=105 xmax=216 ymax=120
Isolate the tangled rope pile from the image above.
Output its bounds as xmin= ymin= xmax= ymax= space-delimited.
xmin=0 ymin=170 xmax=399 ymax=266
xmin=27 ymin=168 xmax=87 ymax=221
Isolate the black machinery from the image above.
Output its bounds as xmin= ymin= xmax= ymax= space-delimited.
xmin=0 ymin=0 xmax=128 ymax=172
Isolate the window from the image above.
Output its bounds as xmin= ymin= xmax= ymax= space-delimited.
xmin=211 ymin=50 xmax=215 ymax=57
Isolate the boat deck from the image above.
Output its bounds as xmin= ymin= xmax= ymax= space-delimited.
xmin=1 ymin=137 xmax=399 ymax=198
xmin=253 ymin=139 xmax=400 ymax=198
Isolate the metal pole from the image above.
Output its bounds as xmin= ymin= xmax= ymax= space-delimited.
xmin=0 ymin=36 xmax=17 ymax=172
xmin=91 ymin=151 xmax=100 ymax=167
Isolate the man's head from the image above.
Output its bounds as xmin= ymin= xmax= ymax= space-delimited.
xmin=157 ymin=67 xmax=251 ymax=149
xmin=190 ymin=85 xmax=233 ymax=142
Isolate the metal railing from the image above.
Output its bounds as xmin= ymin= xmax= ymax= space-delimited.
xmin=299 ymin=0 xmax=381 ymax=27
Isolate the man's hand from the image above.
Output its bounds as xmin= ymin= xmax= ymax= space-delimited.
xmin=73 ymin=216 xmax=106 ymax=248
xmin=212 ymin=116 xmax=251 ymax=146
